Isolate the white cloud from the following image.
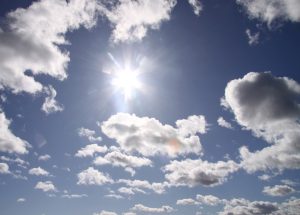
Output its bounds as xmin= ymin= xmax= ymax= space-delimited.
xmin=217 ymin=117 xmax=233 ymax=129
xmin=35 ymin=181 xmax=57 ymax=192
xmin=163 ymin=159 xmax=239 ymax=187
xmin=224 ymin=72 xmax=300 ymax=172
xmin=188 ymin=0 xmax=203 ymax=16
xmin=0 ymin=0 xmax=99 ymax=94
xmin=131 ymin=204 xmax=174 ymax=213
xmin=99 ymin=0 xmax=176 ymax=43
xmin=245 ymin=29 xmax=260 ymax=46
xmin=78 ymin=127 xmax=102 ymax=143
xmin=0 ymin=162 xmax=10 ymax=174
xmin=17 ymin=198 xmax=26 ymax=202
xmin=77 ymin=167 xmax=113 ymax=186
xmin=196 ymin=194 xmax=224 ymax=206
xmin=105 ymin=193 xmax=124 ymax=199
xmin=0 ymin=112 xmax=30 ymax=154
xmin=237 ymin=0 xmax=300 ymax=26
xmin=61 ymin=194 xmax=88 ymax=199
xmin=41 ymin=86 xmax=64 ymax=114
xmin=118 ymin=179 xmax=167 ymax=194
xmin=101 ymin=113 xmax=207 ymax=157
xmin=38 ymin=154 xmax=51 ymax=161
xmin=176 ymin=198 xmax=199 ymax=205
xmin=28 ymin=167 xmax=50 ymax=176
xmin=94 ymin=210 xmax=118 ymax=215
xmin=281 ymin=179 xmax=298 ymax=186
xmin=219 ymin=198 xmax=279 ymax=215
xmin=94 ymin=150 xmax=152 ymax=176
xmin=75 ymin=144 xmax=107 ymax=158
xmin=263 ymin=185 xmax=296 ymax=196
xmin=0 ymin=156 xmax=29 ymax=168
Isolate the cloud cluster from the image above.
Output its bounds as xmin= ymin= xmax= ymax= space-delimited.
xmin=0 ymin=0 xmax=99 ymax=94
xmin=163 ymin=159 xmax=239 ymax=187
xmin=0 ymin=112 xmax=29 ymax=154
xmin=224 ymin=72 xmax=300 ymax=173
xmin=237 ymin=0 xmax=300 ymax=26
xmin=101 ymin=113 xmax=207 ymax=157
xmin=77 ymin=167 xmax=113 ymax=186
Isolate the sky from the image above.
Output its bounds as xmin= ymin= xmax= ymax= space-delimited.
xmin=0 ymin=0 xmax=300 ymax=215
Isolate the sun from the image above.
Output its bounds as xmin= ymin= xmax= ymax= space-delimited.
xmin=111 ymin=67 xmax=142 ymax=100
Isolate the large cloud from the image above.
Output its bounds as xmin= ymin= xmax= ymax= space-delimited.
xmin=236 ymin=0 xmax=300 ymax=26
xmin=0 ymin=0 xmax=99 ymax=94
xmin=224 ymin=72 xmax=300 ymax=172
xmin=163 ymin=159 xmax=239 ymax=187
xmin=101 ymin=113 xmax=207 ymax=157
xmin=0 ymin=112 xmax=29 ymax=154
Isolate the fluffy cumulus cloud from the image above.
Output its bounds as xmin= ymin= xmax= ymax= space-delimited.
xmin=101 ymin=113 xmax=207 ymax=157
xmin=35 ymin=181 xmax=57 ymax=192
xmin=0 ymin=162 xmax=10 ymax=174
xmin=99 ymin=0 xmax=176 ymax=43
xmin=131 ymin=204 xmax=174 ymax=213
xmin=28 ymin=167 xmax=50 ymax=176
xmin=94 ymin=150 xmax=152 ymax=176
xmin=75 ymin=144 xmax=107 ymax=158
xmin=263 ymin=184 xmax=296 ymax=196
xmin=38 ymin=154 xmax=51 ymax=161
xmin=196 ymin=194 xmax=224 ymax=206
xmin=118 ymin=179 xmax=167 ymax=194
xmin=217 ymin=117 xmax=233 ymax=129
xmin=176 ymin=198 xmax=199 ymax=205
xmin=163 ymin=159 xmax=239 ymax=187
xmin=236 ymin=0 xmax=300 ymax=26
xmin=0 ymin=0 xmax=99 ymax=94
xmin=77 ymin=167 xmax=113 ymax=186
xmin=219 ymin=198 xmax=279 ymax=215
xmin=224 ymin=72 xmax=300 ymax=173
xmin=0 ymin=112 xmax=29 ymax=154
xmin=41 ymin=86 xmax=64 ymax=114
xmin=78 ymin=127 xmax=102 ymax=143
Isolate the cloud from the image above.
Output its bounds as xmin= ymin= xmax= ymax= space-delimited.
xmin=99 ymin=0 xmax=176 ymax=43
xmin=77 ymin=167 xmax=113 ymax=186
xmin=0 ymin=162 xmax=10 ymax=174
xmin=236 ymin=0 xmax=300 ymax=26
xmin=17 ymin=198 xmax=26 ymax=202
xmin=263 ymin=185 xmax=296 ymax=196
xmin=94 ymin=150 xmax=152 ymax=176
xmin=224 ymin=72 xmax=300 ymax=172
xmin=78 ymin=127 xmax=102 ymax=143
xmin=105 ymin=193 xmax=124 ymax=199
xmin=0 ymin=0 xmax=99 ymax=94
xmin=176 ymin=198 xmax=199 ymax=205
xmin=217 ymin=117 xmax=233 ymax=129
xmin=245 ymin=29 xmax=260 ymax=46
xmin=29 ymin=167 xmax=50 ymax=176
xmin=131 ymin=204 xmax=174 ymax=213
xmin=187 ymin=0 xmax=203 ymax=16
xmin=35 ymin=181 xmax=57 ymax=192
xmin=38 ymin=154 xmax=51 ymax=161
xmin=281 ymin=179 xmax=299 ymax=186
xmin=163 ymin=159 xmax=239 ymax=187
xmin=75 ymin=144 xmax=107 ymax=158
xmin=118 ymin=179 xmax=167 ymax=194
xmin=196 ymin=194 xmax=224 ymax=206
xmin=61 ymin=194 xmax=88 ymax=199
xmin=41 ymin=86 xmax=64 ymax=114
xmin=93 ymin=210 xmax=118 ymax=215
xmin=0 ymin=156 xmax=29 ymax=168
xmin=101 ymin=113 xmax=207 ymax=157
xmin=0 ymin=112 xmax=30 ymax=154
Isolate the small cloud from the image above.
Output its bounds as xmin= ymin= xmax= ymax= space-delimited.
xmin=41 ymin=86 xmax=64 ymax=115
xmin=35 ymin=181 xmax=57 ymax=192
xmin=38 ymin=154 xmax=51 ymax=161
xmin=245 ymin=29 xmax=260 ymax=46
xmin=17 ymin=198 xmax=26 ymax=202
xmin=28 ymin=167 xmax=50 ymax=176
xmin=217 ymin=117 xmax=233 ymax=129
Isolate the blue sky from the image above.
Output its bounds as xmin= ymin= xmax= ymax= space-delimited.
xmin=0 ymin=0 xmax=300 ymax=215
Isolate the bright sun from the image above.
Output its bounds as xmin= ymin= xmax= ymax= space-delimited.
xmin=112 ymin=68 xmax=142 ymax=100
